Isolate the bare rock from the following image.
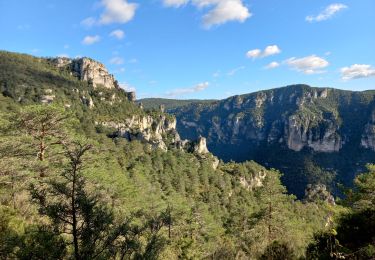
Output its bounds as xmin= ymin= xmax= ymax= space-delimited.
xmin=305 ymin=184 xmax=335 ymax=205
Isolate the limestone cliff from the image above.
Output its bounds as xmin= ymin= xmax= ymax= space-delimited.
xmin=97 ymin=115 xmax=179 ymax=151
xmin=49 ymin=57 xmax=135 ymax=102
xmin=170 ymin=85 xmax=375 ymax=197
xmin=48 ymin=56 xmax=213 ymax=159
xmin=173 ymin=85 xmax=345 ymax=153
xmin=49 ymin=57 xmax=117 ymax=89
xmin=361 ymin=109 xmax=375 ymax=151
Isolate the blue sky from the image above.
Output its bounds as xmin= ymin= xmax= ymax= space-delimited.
xmin=0 ymin=0 xmax=374 ymax=99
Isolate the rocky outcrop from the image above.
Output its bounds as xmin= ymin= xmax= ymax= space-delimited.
xmin=98 ymin=115 xmax=179 ymax=151
xmin=174 ymin=85 xmax=347 ymax=154
xmin=41 ymin=95 xmax=55 ymax=104
xmin=239 ymin=170 xmax=267 ymax=190
xmin=304 ymin=184 xmax=335 ymax=205
xmin=361 ymin=109 xmax=375 ymax=151
xmin=81 ymin=96 xmax=95 ymax=109
xmin=73 ymin=58 xmax=117 ymax=89
xmin=49 ymin=57 xmax=118 ymax=89
xmin=193 ymin=136 xmax=209 ymax=154
xmin=286 ymin=114 xmax=342 ymax=152
xmin=126 ymin=91 xmax=136 ymax=102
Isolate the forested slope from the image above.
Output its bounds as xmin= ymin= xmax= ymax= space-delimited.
xmin=0 ymin=51 xmax=373 ymax=259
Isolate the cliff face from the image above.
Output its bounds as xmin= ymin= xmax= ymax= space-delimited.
xmin=172 ymin=85 xmax=375 ymax=154
xmin=46 ymin=55 xmax=213 ymax=158
xmin=171 ymin=85 xmax=375 ymax=196
xmin=98 ymin=115 xmax=180 ymax=151
xmin=361 ymin=109 xmax=375 ymax=151
xmin=173 ymin=86 xmax=350 ymax=153
xmin=73 ymin=58 xmax=117 ymax=89
xmin=50 ymin=57 xmax=132 ymax=93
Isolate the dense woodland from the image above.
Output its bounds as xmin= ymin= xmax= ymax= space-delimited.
xmin=0 ymin=51 xmax=374 ymax=259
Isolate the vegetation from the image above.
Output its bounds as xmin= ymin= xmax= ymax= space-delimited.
xmin=0 ymin=51 xmax=373 ymax=259
xmin=306 ymin=164 xmax=375 ymax=259
xmin=137 ymin=98 xmax=216 ymax=111
xmin=171 ymin=84 xmax=375 ymax=198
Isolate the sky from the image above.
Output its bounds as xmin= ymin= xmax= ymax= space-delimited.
xmin=0 ymin=0 xmax=374 ymax=99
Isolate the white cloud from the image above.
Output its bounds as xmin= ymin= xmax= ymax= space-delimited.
xmin=201 ymin=0 xmax=251 ymax=28
xmin=265 ymin=61 xmax=280 ymax=69
xmin=82 ymin=35 xmax=101 ymax=45
xmin=64 ymin=44 xmax=70 ymax=49
xmin=99 ymin=0 xmax=138 ymax=25
xmin=246 ymin=49 xmax=261 ymax=58
xmin=166 ymin=82 xmax=209 ymax=97
xmin=285 ymin=55 xmax=329 ymax=74
xmin=163 ymin=0 xmax=189 ymax=7
xmin=110 ymin=56 xmax=124 ymax=65
xmin=163 ymin=0 xmax=251 ymax=28
xmin=306 ymin=3 xmax=347 ymax=23
xmin=110 ymin=29 xmax=125 ymax=39
xmin=81 ymin=17 xmax=96 ymax=27
xmin=120 ymin=82 xmax=136 ymax=92
xmin=263 ymin=45 xmax=281 ymax=57
xmin=340 ymin=64 xmax=375 ymax=80
xmin=246 ymin=45 xmax=281 ymax=59
xmin=227 ymin=66 xmax=245 ymax=76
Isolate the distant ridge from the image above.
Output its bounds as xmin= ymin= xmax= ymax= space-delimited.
xmin=137 ymin=98 xmax=217 ymax=110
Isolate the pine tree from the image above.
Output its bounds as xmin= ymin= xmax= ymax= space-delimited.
xmin=0 ymin=105 xmax=72 ymax=177
xmin=30 ymin=139 xmax=117 ymax=259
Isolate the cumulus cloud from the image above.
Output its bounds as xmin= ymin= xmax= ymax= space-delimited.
xmin=166 ymin=82 xmax=209 ymax=97
xmin=340 ymin=64 xmax=375 ymax=80
xmin=119 ymin=82 xmax=136 ymax=92
xmin=201 ymin=0 xmax=251 ymax=28
xmin=82 ymin=35 xmax=101 ymax=45
xmin=83 ymin=0 xmax=137 ymax=26
xmin=110 ymin=29 xmax=125 ymax=39
xmin=306 ymin=3 xmax=347 ymax=22
xmin=99 ymin=0 xmax=138 ymax=24
xmin=246 ymin=45 xmax=281 ymax=59
xmin=265 ymin=61 xmax=280 ymax=69
xmin=285 ymin=55 xmax=329 ymax=74
xmin=163 ymin=0 xmax=251 ymax=28
xmin=163 ymin=0 xmax=189 ymax=7
xmin=110 ymin=57 xmax=124 ymax=65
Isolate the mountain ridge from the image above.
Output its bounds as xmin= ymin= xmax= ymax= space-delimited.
xmin=169 ymin=84 xmax=375 ymax=196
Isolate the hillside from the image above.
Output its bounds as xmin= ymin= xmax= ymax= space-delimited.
xmin=171 ymin=84 xmax=375 ymax=197
xmin=0 ymin=51 xmax=347 ymax=259
xmin=137 ymin=98 xmax=216 ymax=111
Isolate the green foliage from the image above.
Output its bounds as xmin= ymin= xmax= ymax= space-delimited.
xmin=307 ymin=165 xmax=375 ymax=259
xmin=259 ymin=241 xmax=296 ymax=260
xmin=16 ymin=226 xmax=67 ymax=260
xmin=171 ymin=84 xmax=375 ymax=198
xmin=138 ymin=98 xmax=216 ymax=111
xmin=0 ymin=52 xmax=353 ymax=259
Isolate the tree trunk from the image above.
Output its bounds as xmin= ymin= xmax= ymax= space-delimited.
xmin=38 ymin=124 xmax=46 ymax=177
xmin=71 ymin=162 xmax=80 ymax=260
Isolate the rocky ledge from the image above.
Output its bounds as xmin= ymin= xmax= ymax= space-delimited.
xmin=49 ymin=57 xmax=134 ymax=100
